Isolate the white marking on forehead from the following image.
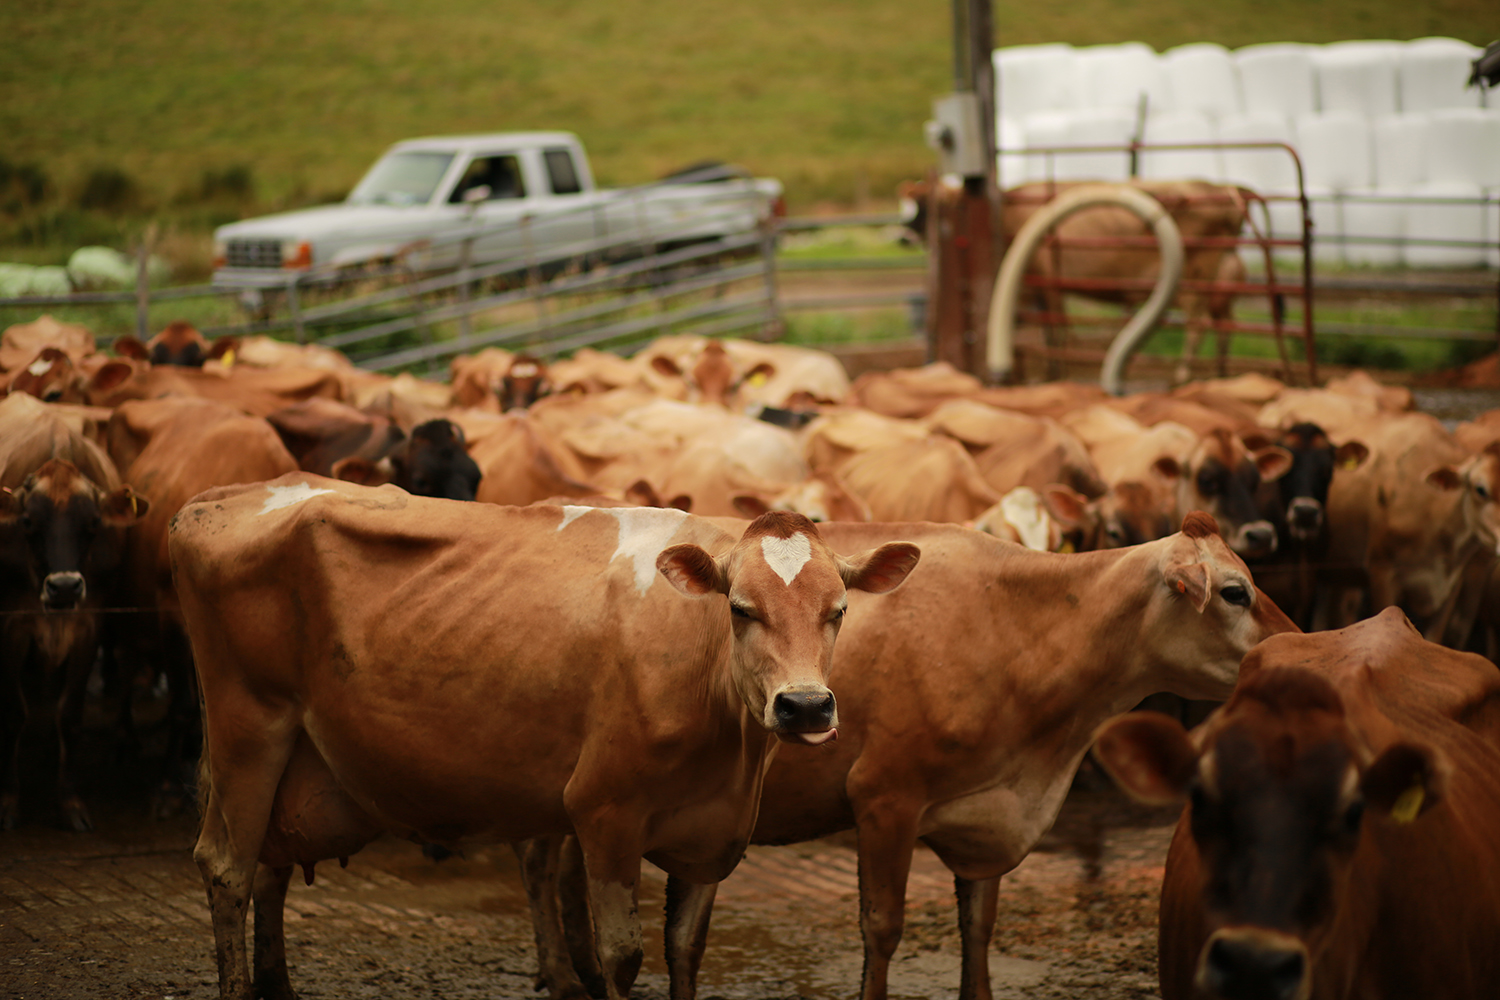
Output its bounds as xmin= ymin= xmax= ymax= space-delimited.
xmin=27 ymin=357 xmax=54 ymax=376
xmin=1000 ymin=487 xmax=1051 ymax=552
xmin=761 ymin=532 xmax=813 ymax=586
xmin=257 ymin=482 xmax=336 ymax=515
xmin=559 ymin=505 xmax=690 ymax=594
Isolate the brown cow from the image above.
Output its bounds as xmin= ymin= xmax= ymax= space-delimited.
xmin=113 ymin=320 xmax=236 ymax=367
xmin=533 ymin=511 xmax=1297 ymax=1000
xmin=0 ymin=392 xmax=148 ymax=829
xmin=171 ymin=480 xmax=918 ymax=1000
xmin=1094 ymin=608 xmax=1500 ymax=1000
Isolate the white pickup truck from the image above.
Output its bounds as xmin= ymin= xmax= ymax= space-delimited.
xmin=211 ymin=131 xmax=784 ymax=289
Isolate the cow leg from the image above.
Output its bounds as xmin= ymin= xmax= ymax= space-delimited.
xmin=53 ymin=637 xmax=96 ymax=832
xmin=664 ymin=876 xmax=717 ymax=1000
xmin=252 ymin=863 xmax=296 ymax=1000
xmin=1175 ymin=318 xmax=1203 ymax=386
xmin=514 ymin=836 xmax=593 ymax=1000
xmin=0 ymin=632 xmax=29 ymax=830
xmin=574 ymin=836 xmax=644 ymax=1000
xmin=855 ymin=803 xmax=921 ymax=1000
xmin=559 ymin=834 xmax=605 ymax=998
xmin=955 ymin=875 xmax=1000 ymax=1000
xmin=195 ymin=719 xmax=299 ymax=1000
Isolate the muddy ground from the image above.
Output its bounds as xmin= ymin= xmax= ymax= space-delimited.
xmin=0 ymin=711 xmax=1178 ymax=1000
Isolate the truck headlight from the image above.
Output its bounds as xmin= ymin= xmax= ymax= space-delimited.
xmin=281 ymin=241 xmax=313 ymax=269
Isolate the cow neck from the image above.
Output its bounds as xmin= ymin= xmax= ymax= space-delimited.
xmin=983 ymin=544 xmax=1189 ymax=757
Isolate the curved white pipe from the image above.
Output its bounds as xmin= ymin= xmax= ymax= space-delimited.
xmin=986 ymin=183 xmax=1185 ymax=395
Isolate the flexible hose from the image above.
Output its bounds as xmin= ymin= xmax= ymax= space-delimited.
xmin=985 ymin=183 xmax=1185 ymax=395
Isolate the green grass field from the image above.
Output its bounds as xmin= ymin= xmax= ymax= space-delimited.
xmin=4 ymin=1 xmax=1492 ymax=225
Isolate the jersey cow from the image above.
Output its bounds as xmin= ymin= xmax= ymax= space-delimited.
xmin=0 ymin=392 xmax=148 ymax=829
xmin=170 ymin=476 xmax=918 ymax=1000
xmin=1094 ymin=607 xmax=1500 ymax=1000
xmin=533 ymin=511 xmax=1297 ymax=1000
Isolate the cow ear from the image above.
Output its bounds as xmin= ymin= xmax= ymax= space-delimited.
xmin=1253 ymin=445 xmax=1294 ymax=483
xmin=0 ymin=487 xmax=18 ymax=525
xmin=112 ymin=336 xmax=150 ymax=361
xmin=738 ymin=361 xmax=777 ymax=388
xmin=1165 ymin=558 xmax=1212 ymax=613
xmin=650 ymin=355 xmax=684 ymax=378
xmin=86 ymin=360 xmax=136 ymax=398
xmin=1362 ymin=741 xmax=1444 ymax=824
xmin=1425 ymin=466 xmax=1462 ymax=492
xmin=657 ymin=543 xmax=727 ymax=596
xmin=1093 ymin=711 xmax=1198 ymax=806
xmin=1041 ymin=484 xmax=1090 ymax=528
xmin=99 ymin=487 xmax=149 ymax=527
xmin=732 ymin=494 xmax=772 ymax=519
xmin=332 ymin=456 xmax=393 ymax=487
xmin=1335 ymin=440 xmax=1370 ymax=471
xmin=623 ymin=479 xmax=664 ymax=508
xmin=207 ymin=336 xmax=239 ymax=364
xmin=839 ymin=541 xmax=920 ymax=595
xmin=1241 ymin=430 xmax=1274 ymax=452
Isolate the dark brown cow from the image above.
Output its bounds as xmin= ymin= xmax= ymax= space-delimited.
xmin=171 ymin=478 xmax=919 ymax=1000
xmin=1094 ymin=607 xmax=1500 ymax=1000
xmin=0 ymin=392 xmax=148 ymax=829
xmin=1172 ymin=428 xmax=1292 ymax=559
xmin=331 ymin=418 xmax=482 ymax=501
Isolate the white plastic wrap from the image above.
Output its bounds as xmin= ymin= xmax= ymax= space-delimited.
xmin=1139 ymin=110 xmax=1226 ymax=182
xmin=1162 ymin=43 xmax=1243 ymax=117
xmin=1399 ymin=37 xmax=1485 ymax=112
xmin=994 ymin=44 xmax=1080 ymax=119
xmin=1403 ymin=182 xmax=1488 ymax=266
xmin=1295 ymin=111 xmax=1374 ymax=191
xmin=1235 ymin=43 xmax=1317 ymax=118
xmin=1076 ymin=41 xmax=1170 ymax=114
xmin=1313 ymin=40 xmax=1402 ymax=116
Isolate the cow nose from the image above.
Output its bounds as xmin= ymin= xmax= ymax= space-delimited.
xmin=773 ymin=690 xmax=836 ymax=731
xmin=1239 ymin=522 xmax=1278 ymax=557
xmin=42 ymin=572 xmax=86 ymax=609
xmin=1202 ymin=934 xmax=1306 ymax=1000
xmin=1287 ymin=498 xmax=1323 ymax=538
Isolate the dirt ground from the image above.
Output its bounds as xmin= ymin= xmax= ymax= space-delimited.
xmin=0 ymin=712 xmax=1178 ymax=1000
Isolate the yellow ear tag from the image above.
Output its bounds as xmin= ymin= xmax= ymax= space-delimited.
xmin=747 ymin=371 xmax=768 ymax=387
xmin=1339 ymin=457 xmax=1360 ymax=471
xmin=129 ymin=495 xmax=138 ymax=516
xmin=1391 ymin=784 xmax=1425 ymax=824
xmin=1059 ymin=540 xmax=1075 ymax=554
xmin=221 ymin=348 xmax=236 ymax=370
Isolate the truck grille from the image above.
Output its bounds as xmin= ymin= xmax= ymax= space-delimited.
xmin=225 ymin=239 xmax=283 ymax=268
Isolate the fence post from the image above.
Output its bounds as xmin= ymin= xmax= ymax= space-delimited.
xmin=287 ymin=276 xmax=305 ymax=345
xmin=758 ymin=217 xmax=784 ymax=341
xmin=135 ymin=223 xmax=157 ymax=340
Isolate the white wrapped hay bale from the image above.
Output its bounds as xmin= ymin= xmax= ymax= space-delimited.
xmin=1313 ymin=40 xmax=1402 ymax=116
xmin=1235 ymin=43 xmax=1317 ymax=119
xmin=1075 ymin=41 xmax=1169 ymax=114
xmin=1399 ymin=37 xmax=1485 ymax=112
xmin=1018 ymin=107 xmax=1136 ymax=182
xmin=994 ymin=44 xmax=1080 ymax=120
xmin=1404 ymin=183 xmax=1488 ymax=266
xmin=1139 ymin=110 xmax=1226 ymax=182
xmin=1162 ymin=43 xmax=1243 ymax=117
xmin=66 ymin=246 xmax=136 ymax=290
xmin=1295 ymin=111 xmax=1374 ymax=191
xmin=1422 ymin=108 xmax=1500 ymax=188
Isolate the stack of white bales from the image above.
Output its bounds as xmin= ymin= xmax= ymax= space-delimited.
xmin=992 ymin=37 xmax=1498 ymax=267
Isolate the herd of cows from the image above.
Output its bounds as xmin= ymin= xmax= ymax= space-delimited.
xmin=2 ymin=310 xmax=1500 ymax=1000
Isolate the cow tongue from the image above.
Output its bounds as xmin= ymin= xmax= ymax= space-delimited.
xmin=779 ymin=728 xmax=838 ymax=747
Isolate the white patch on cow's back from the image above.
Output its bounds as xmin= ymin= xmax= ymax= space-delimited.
xmin=27 ymin=357 xmax=54 ymax=376
xmin=1000 ymin=487 xmax=1051 ymax=552
xmin=257 ymin=482 xmax=336 ymax=516
xmin=761 ymin=532 xmax=812 ymax=586
xmin=559 ymin=505 xmax=691 ymax=593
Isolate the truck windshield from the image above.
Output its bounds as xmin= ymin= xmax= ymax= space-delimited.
xmin=347 ymin=152 xmax=455 ymax=206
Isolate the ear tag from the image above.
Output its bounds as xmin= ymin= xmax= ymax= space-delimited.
xmin=1176 ymin=580 xmax=1187 ymax=594
xmin=130 ymin=495 xmax=140 ymax=516
xmin=221 ymin=348 xmax=236 ymax=370
xmin=747 ymin=371 xmax=768 ymax=387
xmin=1391 ymin=784 xmax=1424 ymax=824
xmin=1339 ymin=456 xmax=1360 ymax=471
xmin=1059 ymin=540 xmax=1075 ymax=554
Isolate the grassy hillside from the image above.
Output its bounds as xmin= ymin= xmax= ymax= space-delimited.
xmin=2 ymin=0 xmax=1493 ymax=254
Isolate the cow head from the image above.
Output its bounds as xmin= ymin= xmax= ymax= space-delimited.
xmin=1098 ymin=479 xmax=1178 ymax=549
xmin=0 ymin=460 xmax=148 ymax=610
xmin=1095 ymin=641 xmax=1443 ymax=1000
xmin=334 ymin=420 xmax=481 ymax=502
xmin=1176 ymin=430 xmax=1292 ymax=559
xmin=656 ymin=510 xmax=919 ymax=744
xmin=1426 ymin=440 xmax=1500 ymax=555
xmin=5 ymin=348 xmax=85 ymax=404
xmin=497 ymin=354 xmax=554 ymax=411
xmin=1147 ymin=512 xmax=1298 ymax=700
xmin=1253 ymin=423 xmax=1369 ymax=545
xmin=114 ymin=322 xmax=236 ymax=368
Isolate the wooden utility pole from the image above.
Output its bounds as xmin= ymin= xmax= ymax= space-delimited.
xmin=925 ymin=0 xmax=1002 ymax=379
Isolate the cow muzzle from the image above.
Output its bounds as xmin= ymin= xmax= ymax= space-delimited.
xmin=1197 ymin=928 xmax=1310 ymax=1000
xmin=41 ymin=572 xmax=87 ymax=611
xmin=1231 ymin=520 xmax=1279 ymax=559
xmin=1286 ymin=498 xmax=1324 ymax=541
xmin=769 ymin=686 xmax=838 ymax=746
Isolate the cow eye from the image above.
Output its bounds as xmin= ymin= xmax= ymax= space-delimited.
xmin=1221 ymin=584 xmax=1251 ymax=607
xmin=828 ymin=606 xmax=846 ymax=623
xmin=1196 ymin=471 xmax=1218 ymax=495
xmin=729 ymin=603 xmax=754 ymax=620
xmin=1476 ymin=483 xmax=1491 ymax=500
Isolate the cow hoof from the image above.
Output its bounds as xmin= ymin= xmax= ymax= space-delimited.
xmin=62 ymin=799 xmax=92 ymax=833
